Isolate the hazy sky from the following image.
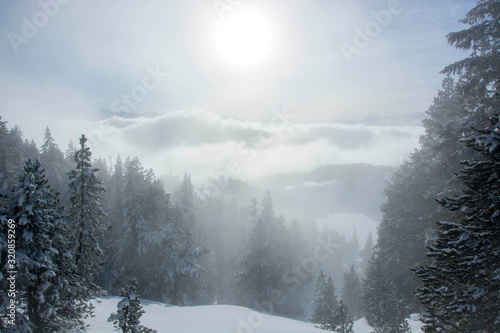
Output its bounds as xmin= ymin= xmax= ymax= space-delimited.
xmin=0 ymin=0 xmax=475 ymax=178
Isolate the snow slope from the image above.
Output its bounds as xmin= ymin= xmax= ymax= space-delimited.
xmin=88 ymin=297 xmax=423 ymax=333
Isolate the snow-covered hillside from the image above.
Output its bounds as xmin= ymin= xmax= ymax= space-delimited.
xmin=88 ymin=297 xmax=424 ymax=333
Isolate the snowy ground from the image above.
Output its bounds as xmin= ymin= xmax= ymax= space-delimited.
xmin=87 ymin=297 xmax=424 ymax=333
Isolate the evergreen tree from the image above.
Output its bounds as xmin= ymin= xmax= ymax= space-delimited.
xmin=363 ymin=255 xmax=410 ymax=333
xmin=359 ymin=231 xmax=374 ymax=276
xmin=22 ymin=139 xmax=40 ymax=162
xmin=236 ymin=192 xmax=291 ymax=314
xmin=3 ymin=160 xmax=86 ymax=331
xmin=108 ymin=278 xmax=157 ymax=333
xmin=442 ymin=0 xmax=500 ymax=114
xmin=342 ymin=265 xmax=363 ymax=320
xmin=236 ymin=208 xmax=283 ymax=311
xmin=169 ymin=204 xmax=207 ymax=306
xmin=375 ymin=75 xmax=472 ymax=313
xmin=175 ymin=173 xmax=196 ymax=222
xmin=415 ymin=119 xmax=500 ymax=332
xmin=247 ymin=197 xmax=258 ymax=224
xmin=311 ymin=271 xmax=338 ymax=325
xmin=67 ymin=135 xmax=106 ymax=302
xmin=320 ymin=299 xmax=354 ymax=333
xmin=0 ymin=120 xmax=24 ymax=188
xmin=259 ymin=189 xmax=274 ymax=224
xmin=0 ymin=189 xmax=33 ymax=333
xmin=106 ymin=157 xmax=152 ymax=292
xmin=414 ymin=1 xmax=500 ymax=331
xmin=147 ymin=192 xmax=176 ymax=303
xmin=274 ymin=215 xmax=306 ymax=318
xmin=99 ymin=155 xmax=124 ymax=290
xmin=64 ymin=139 xmax=77 ymax=166
xmin=40 ymin=127 xmax=66 ymax=194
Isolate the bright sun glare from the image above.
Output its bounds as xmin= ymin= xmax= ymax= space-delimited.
xmin=212 ymin=7 xmax=276 ymax=70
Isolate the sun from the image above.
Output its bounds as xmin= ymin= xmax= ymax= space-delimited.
xmin=211 ymin=6 xmax=276 ymax=70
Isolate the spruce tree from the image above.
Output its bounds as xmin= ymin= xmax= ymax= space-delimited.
xmin=106 ymin=157 xmax=150 ymax=291
xmin=147 ymin=192 xmax=176 ymax=303
xmin=106 ymin=157 xmax=176 ymax=299
xmin=169 ymin=204 xmax=207 ymax=306
xmin=237 ymin=190 xmax=299 ymax=316
xmin=342 ymin=265 xmax=362 ymax=320
xmin=108 ymin=278 xmax=157 ymax=333
xmin=363 ymin=255 xmax=410 ymax=333
xmin=236 ymin=193 xmax=283 ymax=312
xmin=175 ymin=173 xmax=196 ymax=223
xmin=67 ymin=135 xmax=106 ymax=303
xmin=320 ymin=299 xmax=354 ymax=333
xmin=4 ymin=160 xmax=86 ymax=331
xmin=22 ymin=139 xmax=40 ymax=162
xmin=64 ymin=139 xmax=77 ymax=166
xmin=415 ymin=118 xmax=500 ymax=332
xmin=414 ymin=1 xmax=500 ymax=331
xmin=375 ymin=74 xmax=474 ymax=313
xmin=0 ymin=120 xmax=24 ymax=188
xmin=40 ymin=127 xmax=66 ymax=194
xmin=0 ymin=191 xmax=33 ymax=332
xmin=312 ymin=271 xmax=339 ymax=325
xmin=101 ymin=155 xmax=126 ymax=290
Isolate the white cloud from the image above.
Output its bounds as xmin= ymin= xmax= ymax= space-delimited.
xmin=77 ymin=109 xmax=424 ymax=181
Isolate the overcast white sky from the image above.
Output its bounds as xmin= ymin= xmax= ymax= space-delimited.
xmin=0 ymin=0 xmax=475 ymax=179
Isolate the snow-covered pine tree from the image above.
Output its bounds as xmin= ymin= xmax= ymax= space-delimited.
xmin=311 ymin=270 xmax=338 ymax=325
xmin=342 ymin=265 xmax=362 ymax=320
xmin=106 ymin=157 xmax=174 ymax=299
xmin=0 ymin=194 xmax=32 ymax=332
xmin=259 ymin=189 xmax=274 ymax=224
xmin=64 ymin=139 xmax=77 ymax=166
xmin=67 ymin=134 xmax=106 ymax=302
xmin=108 ymin=278 xmax=157 ymax=333
xmin=235 ymin=189 xmax=302 ymax=316
xmin=442 ymin=0 xmax=500 ymax=117
xmin=236 ymin=218 xmax=270 ymax=309
xmin=10 ymin=159 xmax=61 ymax=332
xmin=0 ymin=119 xmax=24 ymax=189
xmin=101 ymin=155 xmax=126 ymax=290
xmin=320 ymin=299 xmax=354 ymax=333
xmin=274 ymin=215 xmax=305 ymax=318
xmin=170 ymin=204 xmax=207 ymax=306
xmin=414 ymin=1 xmax=500 ymax=331
xmin=40 ymin=127 xmax=66 ymax=194
xmin=359 ymin=232 xmax=374 ymax=275
xmin=362 ymin=255 xmax=410 ymax=333
xmin=175 ymin=173 xmax=196 ymax=223
xmin=236 ymin=191 xmax=286 ymax=313
xmin=312 ymin=270 xmax=327 ymax=324
xmin=5 ymin=160 xmax=86 ymax=331
xmin=415 ymin=119 xmax=500 ymax=332
xmin=375 ymin=75 xmax=472 ymax=313
xmin=139 ymin=170 xmax=173 ymax=300
xmin=106 ymin=157 xmax=150 ymax=292
xmin=22 ymin=139 xmax=40 ymax=162
xmin=147 ymin=192 xmax=176 ymax=303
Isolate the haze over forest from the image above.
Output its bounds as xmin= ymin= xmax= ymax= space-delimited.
xmin=2 ymin=1 xmax=500 ymax=333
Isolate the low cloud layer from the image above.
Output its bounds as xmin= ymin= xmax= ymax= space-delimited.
xmin=84 ymin=109 xmax=423 ymax=180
